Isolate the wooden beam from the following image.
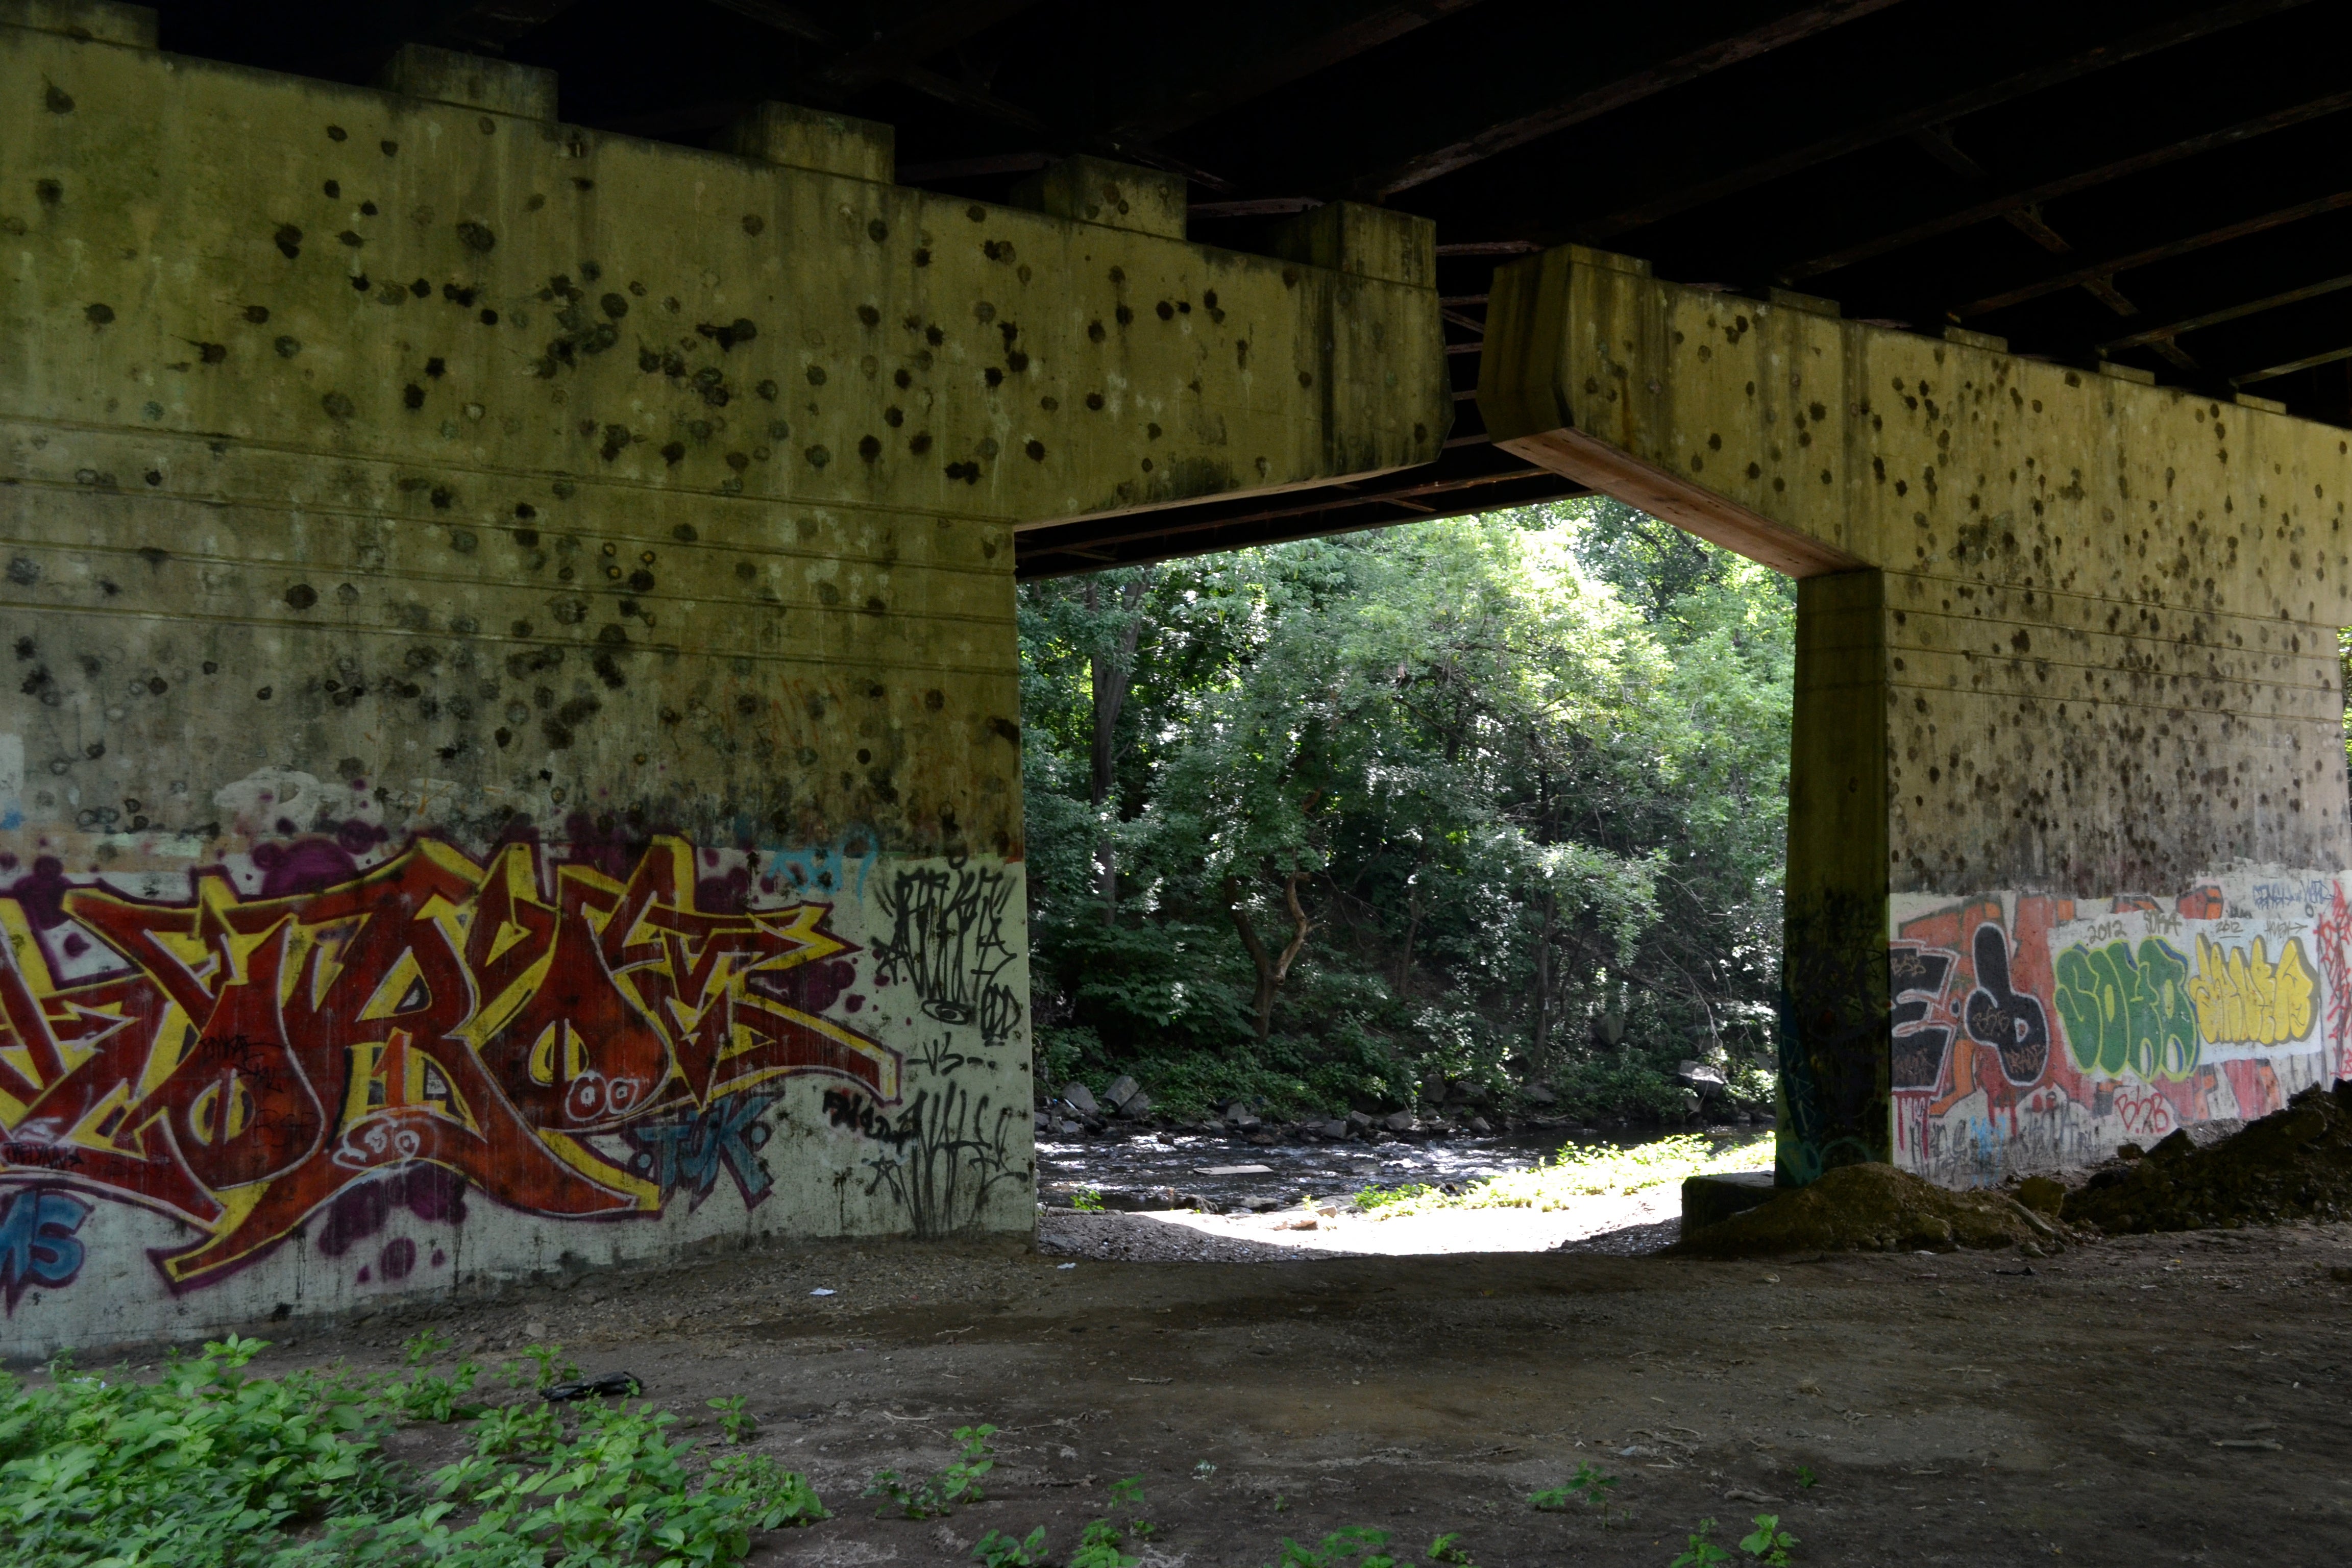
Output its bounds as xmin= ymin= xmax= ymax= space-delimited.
xmin=1779 ymin=86 xmax=2352 ymax=282
xmin=1956 ymin=187 xmax=2352 ymax=318
xmin=2231 ymin=344 xmax=2352 ymax=387
xmin=1579 ymin=0 xmax=2315 ymax=241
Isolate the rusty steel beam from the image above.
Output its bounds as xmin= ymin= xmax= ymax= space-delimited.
xmin=1956 ymin=188 xmax=2352 ymax=318
xmin=1365 ymin=0 xmax=1905 ymax=199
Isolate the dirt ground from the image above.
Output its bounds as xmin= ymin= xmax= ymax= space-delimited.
xmin=108 ymin=1210 xmax=2352 ymax=1566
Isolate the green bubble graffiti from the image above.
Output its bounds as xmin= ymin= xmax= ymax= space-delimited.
xmin=2052 ymin=937 xmax=2198 ymax=1081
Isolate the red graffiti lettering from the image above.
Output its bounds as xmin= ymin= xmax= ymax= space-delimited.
xmin=0 ymin=838 xmax=896 ymax=1291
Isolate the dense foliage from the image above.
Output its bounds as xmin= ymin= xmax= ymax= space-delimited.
xmin=1018 ymin=500 xmax=1794 ymax=1122
xmin=0 ymin=1334 xmax=823 ymax=1567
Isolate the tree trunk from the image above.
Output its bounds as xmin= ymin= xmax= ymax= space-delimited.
xmin=1225 ymin=871 xmax=1314 ymax=1042
xmin=1086 ymin=573 xmax=1152 ymax=921
xmin=1531 ymin=889 xmax=1557 ymax=1056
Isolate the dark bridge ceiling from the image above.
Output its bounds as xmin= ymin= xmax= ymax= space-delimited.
xmin=148 ymin=0 xmax=2352 ymax=576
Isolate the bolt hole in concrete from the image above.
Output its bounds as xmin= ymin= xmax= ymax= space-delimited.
xmin=1035 ymin=1123 xmax=1771 ymax=1260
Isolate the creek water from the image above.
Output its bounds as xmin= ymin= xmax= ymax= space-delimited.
xmin=1034 ymin=1125 xmax=1709 ymax=1214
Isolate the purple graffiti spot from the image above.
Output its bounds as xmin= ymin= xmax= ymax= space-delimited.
xmin=273 ymin=816 xmax=299 ymax=835
xmin=356 ymin=1265 xmax=371 ymax=1283
xmin=702 ymin=848 xmax=720 ymax=867
xmin=752 ymin=956 xmax=854 ymax=1014
xmin=59 ymin=933 xmax=87 ymax=959
xmin=0 ymin=852 xmax=17 ymax=870
xmin=402 ymin=1165 xmax=470 ymax=1223
xmin=378 ymin=1237 xmax=417 ymax=1281
xmin=316 ymin=1168 xmax=470 ymax=1257
xmin=251 ymin=838 xmax=360 ymax=898
xmin=430 ymin=1247 xmax=446 ymax=1268
xmin=4 ymin=855 xmax=72 ymax=929
xmin=760 ymin=875 xmax=777 ymax=894
xmin=562 ymin=811 xmax=650 ymax=881
xmin=843 ymin=993 xmax=864 ymax=1013
xmin=695 ymin=865 xmax=750 ymax=915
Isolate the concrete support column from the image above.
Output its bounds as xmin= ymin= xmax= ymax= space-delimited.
xmin=1781 ymin=570 xmax=1893 ymax=1180
xmin=1483 ymin=243 xmax=2352 ymax=1189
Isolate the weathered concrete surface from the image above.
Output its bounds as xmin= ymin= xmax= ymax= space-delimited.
xmin=0 ymin=5 xmax=1444 ymax=1352
xmin=1483 ymin=244 xmax=2352 ymax=1189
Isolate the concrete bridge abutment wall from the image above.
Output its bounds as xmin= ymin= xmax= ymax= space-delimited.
xmin=1484 ymin=244 xmax=2352 ymax=1190
xmin=0 ymin=5 xmax=1445 ymax=1352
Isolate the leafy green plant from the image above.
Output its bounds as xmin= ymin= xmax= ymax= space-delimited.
xmin=1072 ymin=1188 xmax=1107 ymax=1213
xmin=0 ymin=1334 xmax=824 ymax=1568
xmin=1738 ymin=1514 xmax=1797 ymax=1565
xmin=1669 ymin=1518 xmax=1734 ymax=1568
xmin=0 ymin=1335 xmax=402 ymax=1568
xmin=710 ymin=1394 xmax=756 ymax=1444
xmin=1532 ymin=1460 xmax=1618 ymax=1526
xmin=1266 ymin=1527 xmax=1413 ymax=1568
xmin=1793 ymin=1465 xmax=1817 ymax=1490
xmin=469 ymin=1399 xmax=562 ymax=1458
xmin=973 ymin=1526 xmax=1050 ymax=1567
xmin=403 ymin=1329 xmax=453 ymax=1367
xmin=1426 ymin=1531 xmax=1477 ymax=1565
xmin=1070 ymin=1517 xmax=1141 ymax=1568
xmin=866 ymin=1424 xmax=999 ymax=1517
xmin=506 ymin=1343 xmax=580 ymax=1392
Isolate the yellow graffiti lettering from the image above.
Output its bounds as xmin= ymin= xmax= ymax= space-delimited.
xmin=2189 ymin=933 xmax=2317 ymax=1047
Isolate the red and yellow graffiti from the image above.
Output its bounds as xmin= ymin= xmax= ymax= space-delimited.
xmin=0 ymin=838 xmax=896 ymax=1291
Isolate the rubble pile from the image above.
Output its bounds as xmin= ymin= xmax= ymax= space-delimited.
xmin=1668 ymin=1162 xmax=2062 ymax=1257
xmin=2064 ymin=1082 xmax=2352 ymax=1234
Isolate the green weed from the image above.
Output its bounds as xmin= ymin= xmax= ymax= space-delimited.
xmin=973 ymin=1526 xmax=1050 ymax=1567
xmin=709 ymin=1395 xmax=756 ymax=1444
xmin=1070 ymin=1517 xmax=1140 ymax=1568
xmin=0 ymin=1333 xmax=825 ymax=1568
xmin=1793 ymin=1465 xmax=1817 ymax=1490
xmin=1669 ymin=1518 xmax=1734 ymax=1568
xmin=1738 ymin=1514 xmax=1798 ymax=1565
xmin=1071 ymin=1188 xmax=1107 ymax=1212
xmin=865 ymin=1423 xmax=999 ymax=1517
xmin=1531 ymin=1459 xmax=1618 ymax=1526
xmin=1668 ymin=1513 xmax=1798 ymax=1567
xmin=1266 ymin=1526 xmax=1414 ymax=1568
xmin=1426 ymin=1531 xmax=1477 ymax=1565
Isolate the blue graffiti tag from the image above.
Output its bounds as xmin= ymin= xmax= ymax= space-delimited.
xmin=622 ymin=1092 xmax=782 ymax=1212
xmin=0 ymin=1186 xmax=91 ymax=1312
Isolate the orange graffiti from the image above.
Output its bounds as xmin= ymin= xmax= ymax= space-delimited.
xmin=0 ymin=838 xmax=896 ymax=1291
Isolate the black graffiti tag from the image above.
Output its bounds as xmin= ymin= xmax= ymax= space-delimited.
xmin=1963 ymin=922 xmax=2050 ymax=1084
xmin=1888 ymin=945 xmax=1954 ymax=1090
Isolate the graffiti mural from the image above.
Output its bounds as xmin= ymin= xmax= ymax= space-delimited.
xmin=0 ymin=836 xmax=900 ymax=1298
xmin=1891 ymin=869 xmax=2348 ymax=1186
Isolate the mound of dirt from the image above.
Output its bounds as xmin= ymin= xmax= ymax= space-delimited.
xmin=2063 ymin=1082 xmax=2352 ymax=1234
xmin=1665 ymin=1162 xmax=2061 ymax=1258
